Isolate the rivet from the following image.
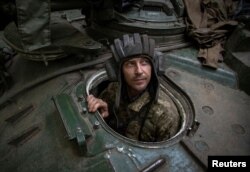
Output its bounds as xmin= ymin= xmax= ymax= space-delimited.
xmin=93 ymin=121 xmax=100 ymax=129
xmin=195 ymin=141 xmax=209 ymax=152
xmin=203 ymin=82 xmax=214 ymax=91
xmin=167 ymin=70 xmax=180 ymax=78
xmin=231 ymin=124 xmax=245 ymax=135
xmin=202 ymin=106 xmax=214 ymax=115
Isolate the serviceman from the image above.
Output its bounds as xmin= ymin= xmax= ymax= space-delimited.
xmin=87 ymin=33 xmax=181 ymax=142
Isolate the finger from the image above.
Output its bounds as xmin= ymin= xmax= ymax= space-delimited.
xmin=88 ymin=98 xmax=104 ymax=112
xmin=87 ymin=94 xmax=93 ymax=101
xmin=99 ymin=102 xmax=109 ymax=118
xmin=87 ymin=95 xmax=96 ymax=104
xmin=87 ymin=95 xmax=95 ymax=105
xmin=101 ymin=111 xmax=109 ymax=118
xmin=87 ymin=95 xmax=108 ymax=116
xmin=87 ymin=95 xmax=99 ymax=111
xmin=92 ymin=101 xmax=102 ymax=112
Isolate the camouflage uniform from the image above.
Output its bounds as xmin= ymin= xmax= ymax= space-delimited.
xmin=100 ymin=82 xmax=181 ymax=142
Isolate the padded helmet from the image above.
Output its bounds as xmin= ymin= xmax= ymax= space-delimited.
xmin=106 ymin=33 xmax=162 ymax=109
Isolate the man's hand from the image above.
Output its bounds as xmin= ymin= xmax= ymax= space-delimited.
xmin=87 ymin=94 xmax=109 ymax=118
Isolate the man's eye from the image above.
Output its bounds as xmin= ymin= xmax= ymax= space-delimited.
xmin=126 ymin=62 xmax=134 ymax=67
xmin=141 ymin=60 xmax=150 ymax=65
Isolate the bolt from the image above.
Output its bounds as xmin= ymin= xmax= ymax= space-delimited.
xmin=82 ymin=107 xmax=87 ymax=114
xmin=78 ymin=95 xmax=84 ymax=102
xmin=76 ymin=127 xmax=82 ymax=134
xmin=93 ymin=121 xmax=100 ymax=129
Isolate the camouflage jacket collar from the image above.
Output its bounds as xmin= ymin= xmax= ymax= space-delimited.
xmin=127 ymin=91 xmax=151 ymax=112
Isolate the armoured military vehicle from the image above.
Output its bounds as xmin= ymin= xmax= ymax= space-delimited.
xmin=0 ymin=0 xmax=249 ymax=172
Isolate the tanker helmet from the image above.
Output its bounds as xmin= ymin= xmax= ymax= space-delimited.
xmin=107 ymin=33 xmax=160 ymax=109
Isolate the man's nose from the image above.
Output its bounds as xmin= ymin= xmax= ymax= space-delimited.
xmin=135 ymin=63 xmax=143 ymax=74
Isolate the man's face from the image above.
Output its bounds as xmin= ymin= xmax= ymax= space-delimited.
xmin=122 ymin=57 xmax=152 ymax=96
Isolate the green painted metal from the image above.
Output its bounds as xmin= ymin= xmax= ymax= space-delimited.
xmin=53 ymin=94 xmax=92 ymax=154
xmin=163 ymin=47 xmax=238 ymax=89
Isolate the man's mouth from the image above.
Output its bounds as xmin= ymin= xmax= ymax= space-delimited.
xmin=133 ymin=78 xmax=146 ymax=84
xmin=134 ymin=77 xmax=146 ymax=81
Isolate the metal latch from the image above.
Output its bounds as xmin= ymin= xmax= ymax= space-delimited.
xmin=53 ymin=94 xmax=93 ymax=155
xmin=187 ymin=120 xmax=200 ymax=137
